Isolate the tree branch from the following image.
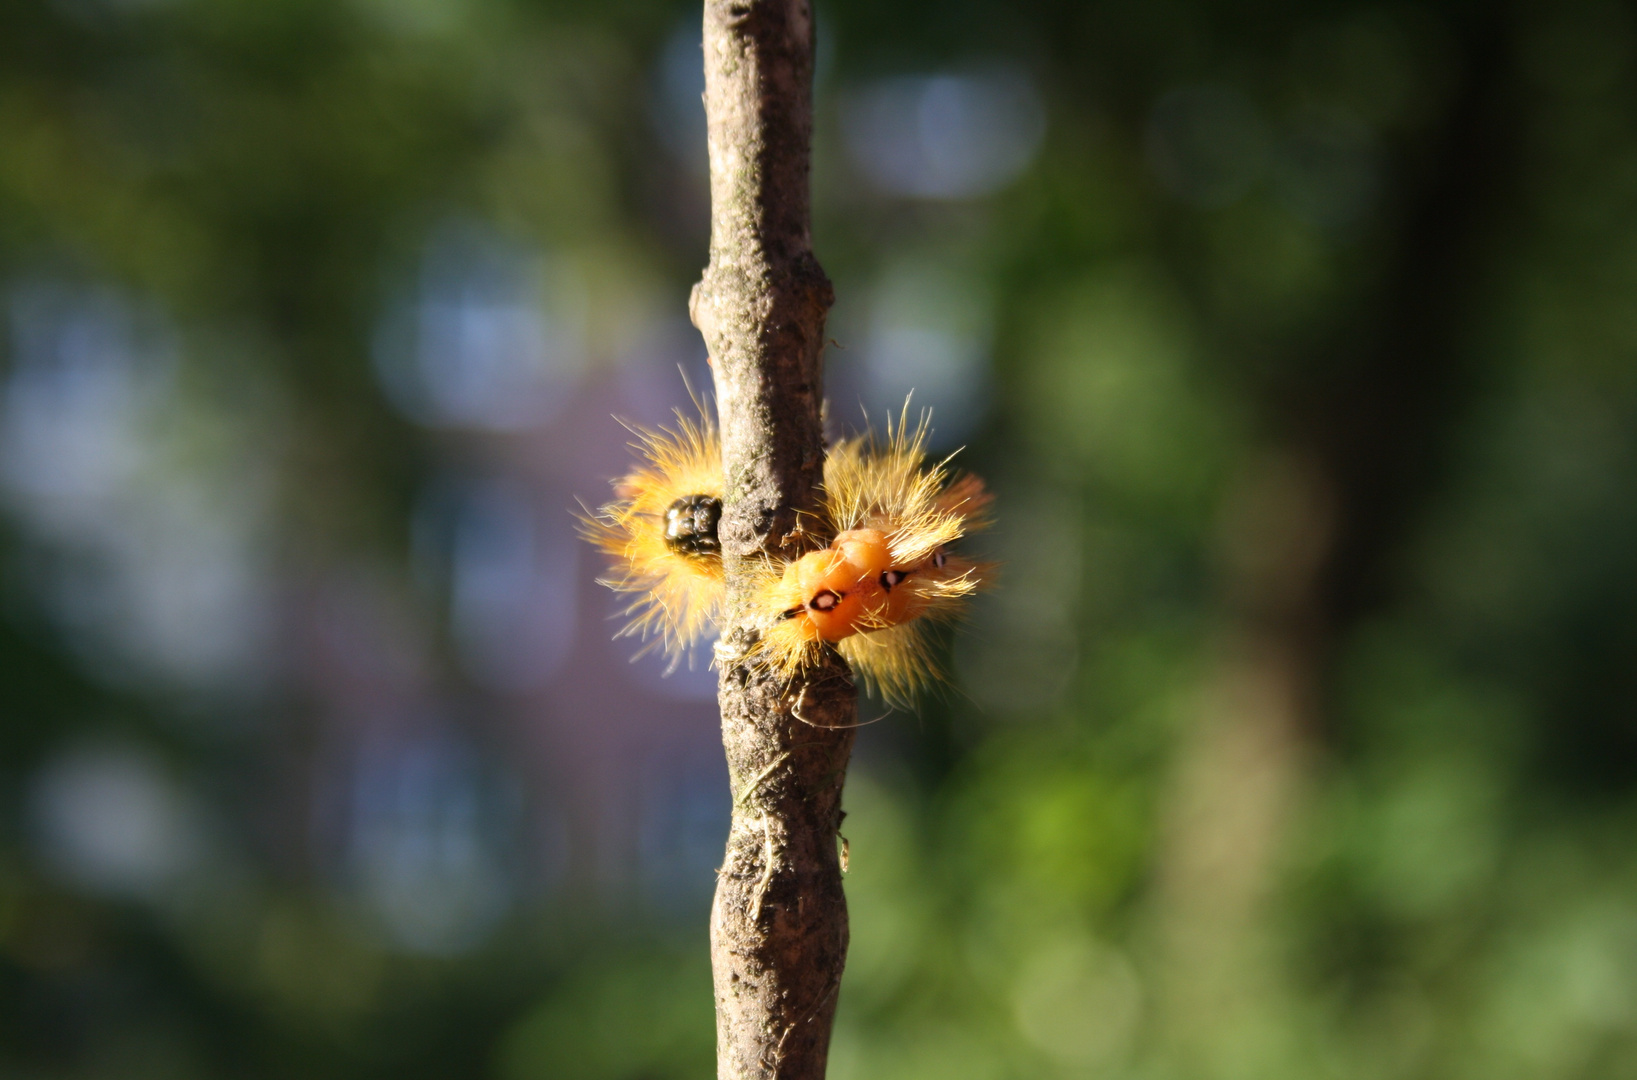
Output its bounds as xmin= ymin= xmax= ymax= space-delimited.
xmin=690 ymin=1 xmax=855 ymax=1077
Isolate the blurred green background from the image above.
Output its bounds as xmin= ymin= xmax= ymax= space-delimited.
xmin=4 ymin=0 xmax=1637 ymax=1077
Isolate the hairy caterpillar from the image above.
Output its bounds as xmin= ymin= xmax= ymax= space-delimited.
xmin=755 ymin=410 xmax=992 ymax=704
xmin=582 ymin=400 xmax=990 ymax=704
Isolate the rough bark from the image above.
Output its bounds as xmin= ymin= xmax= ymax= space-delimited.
xmin=689 ymin=2 xmax=855 ymax=1078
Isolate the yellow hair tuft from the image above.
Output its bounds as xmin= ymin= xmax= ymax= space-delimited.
xmin=579 ymin=406 xmax=725 ymax=666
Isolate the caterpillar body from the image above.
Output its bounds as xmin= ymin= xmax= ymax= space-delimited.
xmin=582 ymin=402 xmax=991 ymax=705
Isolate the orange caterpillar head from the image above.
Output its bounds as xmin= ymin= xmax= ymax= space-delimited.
xmin=579 ymin=406 xmax=726 ymax=665
xmin=824 ymin=526 xmax=942 ymax=627
xmin=786 ymin=528 xmax=897 ymax=638
xmin=753 ymin=530 xmax=890 ymax=679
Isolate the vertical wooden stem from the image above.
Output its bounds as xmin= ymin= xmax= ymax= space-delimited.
xmin=689 ymin=1 xmax=855 ymax=1077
